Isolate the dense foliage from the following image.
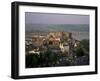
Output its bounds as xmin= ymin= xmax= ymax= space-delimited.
xmin=26 ymin=39 xmax=89 ymax=68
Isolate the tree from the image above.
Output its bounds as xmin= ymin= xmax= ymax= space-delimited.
xmin=80 ymin=39 xmax=89 ymax=52
xmin=75 ymin=47 xmax=84 ymax=57
xmin=26 ymin=54 xmax=39 ymax=68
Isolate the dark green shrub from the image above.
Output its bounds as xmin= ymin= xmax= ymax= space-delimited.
xmin=75 ymin=47 xmax=84 ymax=57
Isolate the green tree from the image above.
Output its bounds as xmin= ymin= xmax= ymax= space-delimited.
xmin=75 ymin=47 xmax=85 ymax=57
xmin=80 ymin=39 xmax=89 ymax=52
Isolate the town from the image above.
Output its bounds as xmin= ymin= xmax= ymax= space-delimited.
xmin=25 ymin=32 xmax=89 ymax=68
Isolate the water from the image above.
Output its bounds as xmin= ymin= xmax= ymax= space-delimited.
xmin=72 ymin=31 xmax=89 ymax=40
xmin=26 ymin=24 xmax=89 ymax=40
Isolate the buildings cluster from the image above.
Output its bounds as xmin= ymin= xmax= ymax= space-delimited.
xmin=25 ymin=32 xmax=80 ymax=55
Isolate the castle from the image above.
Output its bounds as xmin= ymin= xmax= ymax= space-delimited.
xmin=26 ymin=32 xmax=80 ymax=55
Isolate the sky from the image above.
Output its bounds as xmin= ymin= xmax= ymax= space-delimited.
xmin=25 ymin=12 xmax=89 ymax=24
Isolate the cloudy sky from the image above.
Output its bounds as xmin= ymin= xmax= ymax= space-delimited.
xmin=25 ymin=12 xmax=89 ymax=24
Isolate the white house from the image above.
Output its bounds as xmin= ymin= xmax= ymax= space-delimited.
xmin=28 ymin=50 xmax=40 ymax=55
xmin=59 ymin=43 xmax=69 ymax=53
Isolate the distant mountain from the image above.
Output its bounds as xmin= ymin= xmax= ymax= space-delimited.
xmin=25 ymin=24 xmax=89 ymax=32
